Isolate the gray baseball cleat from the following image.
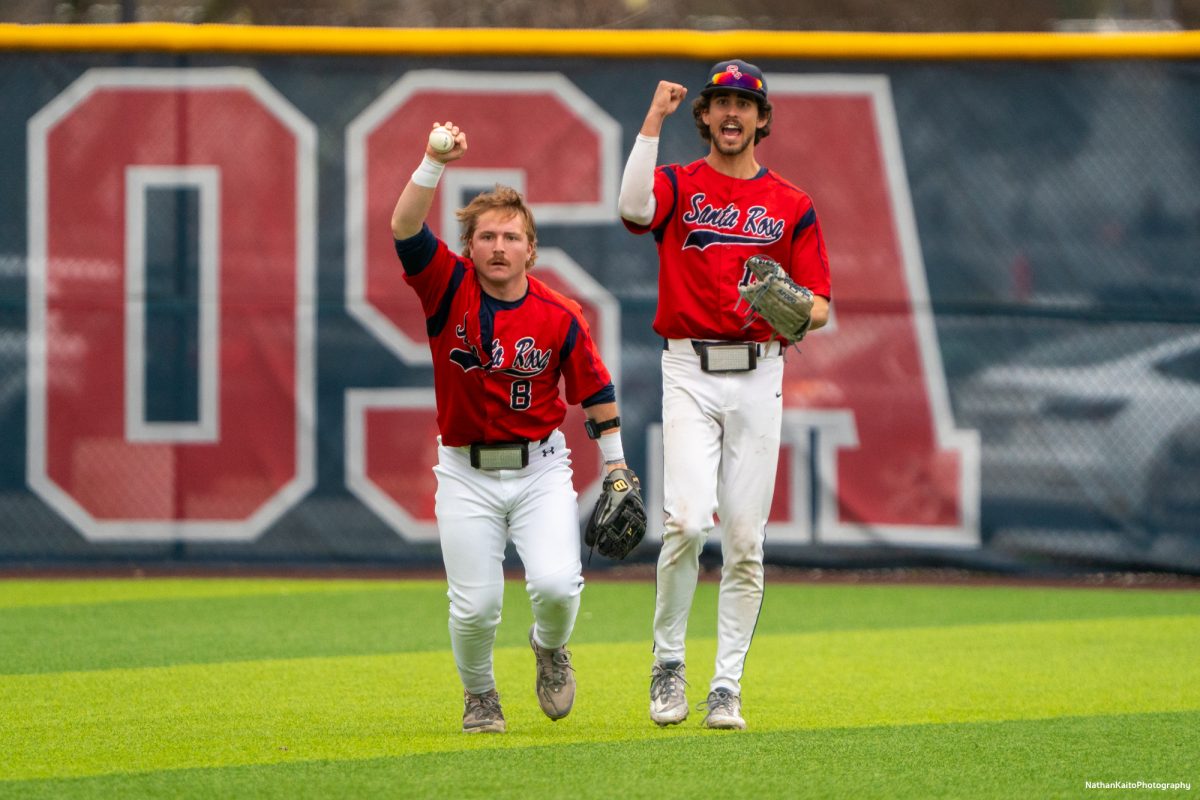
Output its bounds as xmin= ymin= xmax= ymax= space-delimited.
xmin=462 ymin=688 xmax=506 ymax=733
xmin=700 ymin=687 xmax=746 ymax=730
xmin=529 ymin=626 xmax=575 ymax=720
xmin=649 ymin=660 xmax=689 ymax=726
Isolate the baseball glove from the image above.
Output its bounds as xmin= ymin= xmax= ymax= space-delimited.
xmin=584 ymin=467 xmax=647 ymax=560
xmin=738 ymin=254 xmax=815 ymax=343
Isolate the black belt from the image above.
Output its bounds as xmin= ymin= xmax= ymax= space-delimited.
xmin=467 ymin=436 xmax=551 ymax=470
xmin=664 ymin=338 xmax=768 ymax=372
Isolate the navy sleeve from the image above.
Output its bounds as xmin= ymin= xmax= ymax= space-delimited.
xmin=651 ymin=165 xmax=679 ymax=244
xmin=393 ymin=224 xmax=439 ymax=276
xmin=582 ymin=384 xmax=616 ymax=407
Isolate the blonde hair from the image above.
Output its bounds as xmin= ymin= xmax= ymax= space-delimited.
xmin=456 ymin=184 xmax=538 ymax=268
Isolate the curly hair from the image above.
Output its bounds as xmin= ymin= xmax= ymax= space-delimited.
xmin=456 ymin=184 xmax=538 ymax=267
xmin=692 ymin=91 xmax=773 ymax=145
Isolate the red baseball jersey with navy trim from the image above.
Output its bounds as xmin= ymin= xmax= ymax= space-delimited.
xmin=625 ymin=159 xmax=831 ymax=341
xmin=396 ymin=225 xmax=612 ymax=447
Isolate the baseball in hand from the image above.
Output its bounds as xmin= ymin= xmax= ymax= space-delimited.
xmin=428 ymin=126 xmax=455 ymax=154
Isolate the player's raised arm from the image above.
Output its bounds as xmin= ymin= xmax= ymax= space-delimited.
xmin=618 ymin=82 xmax=686 ymax=225
xmin=390 ymin=121 xmax=466 ymax=240
xmin=640 ymin=80 xmax=687 ymax=137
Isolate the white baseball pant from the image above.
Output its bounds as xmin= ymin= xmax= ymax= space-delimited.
xmin=433 ymin=429 xmax=584 ymax=695
xmin=654 ymin=340 xmax=785 ymax=695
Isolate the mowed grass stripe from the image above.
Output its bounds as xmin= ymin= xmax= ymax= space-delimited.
xmin=2 ymin=615 xmax=1197 ymax=781
xmin=0 ymin=578 xmax=431 ymax=610
xmin=4 ymin=579 xmax=1200 ymax=675
xmin=0 ymin=585 xmax=456 ymax=674
xmin=5 ymin=711 xmax=1197 ymax=800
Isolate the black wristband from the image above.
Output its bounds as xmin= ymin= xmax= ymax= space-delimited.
xmin=584 ymin=416 xmax=621 ymax=440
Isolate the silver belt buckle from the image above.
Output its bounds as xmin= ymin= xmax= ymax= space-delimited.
xmin=469 ymin=442 xmax=529 ymax=470
xmin=696 ymin=342 xmax=757 ymax=373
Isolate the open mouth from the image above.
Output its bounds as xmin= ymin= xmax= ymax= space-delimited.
xmin=719 ymin=121 xmax=743 ymax=141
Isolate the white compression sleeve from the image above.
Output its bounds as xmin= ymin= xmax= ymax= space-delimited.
xmin=617 ymin=134 xmax=660 ymax=225
xmin=598 ymin=431 xmax=625 ymax=464
xmin=410 ymin=155 xmax=445 ymax=189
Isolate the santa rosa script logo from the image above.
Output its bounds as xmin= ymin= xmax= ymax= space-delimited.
xmin=449 ymin=314 xmax=551 ymax=377
xmin=681 ymin=192 xmax=785 ymax=250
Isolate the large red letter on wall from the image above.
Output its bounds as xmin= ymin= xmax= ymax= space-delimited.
xmin=766 ymin=75 xmax=979 ymax=546
xmin=27 ymin=69 xmax=316 ymax=541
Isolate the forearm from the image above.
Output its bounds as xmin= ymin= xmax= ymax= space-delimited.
xmin=617 ymin=135 xmax=658 ymax=225
xmin=809 ymin=295 xmax=830 ymax=331
xmin=585 ymin=402 xmax=619 ymax=427
xmin=639 ymin=99 xmax=673 ymax=137
xmin=584 ymin=402 xmax=626 ymax=469
xmin=390 ymin=156 xmax=444 ymax=240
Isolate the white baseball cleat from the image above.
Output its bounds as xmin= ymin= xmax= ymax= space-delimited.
xmin=701 ymin=687 xmax=746 ymax=730
xmin=649 ymin=661 xmax=689 ymax=726
xmin=462 ymin=688 xmax=506 ymax=733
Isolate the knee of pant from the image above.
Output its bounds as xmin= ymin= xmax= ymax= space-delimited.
xmin=526 ymin=567 xmax=582 ymax=609
xmin=665 ymin=499 xmax=714 ymax=540
xmin=664 ymin=520 xmax=708 ymax=552
xmin=448 ymin=588 xmax=503 ymax=629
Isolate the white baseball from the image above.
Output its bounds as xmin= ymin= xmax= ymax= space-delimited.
xmin=428 ymin=126 xmax=455 ymax=154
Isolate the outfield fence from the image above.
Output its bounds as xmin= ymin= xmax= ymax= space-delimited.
xmin=1 ymin=27 xmax=1198 ymax=572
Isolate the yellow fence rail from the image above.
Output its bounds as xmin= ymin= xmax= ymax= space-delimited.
xmin=2 ymin=23 xmax=1200 ymax=59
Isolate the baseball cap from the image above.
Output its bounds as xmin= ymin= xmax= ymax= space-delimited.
xmin=701 ymin=59 xmax=767 ymax=102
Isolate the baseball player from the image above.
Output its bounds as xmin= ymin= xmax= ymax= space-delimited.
xmin=618 ymin=60 xmax=832 ymax=729
xmin=392 ymin=121 xmax=633 ymax=734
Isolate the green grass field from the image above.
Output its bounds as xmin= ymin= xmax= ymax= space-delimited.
xmin=1 ymin=575 xmax=1197 ymax=799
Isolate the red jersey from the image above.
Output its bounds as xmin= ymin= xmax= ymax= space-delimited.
xmin=625 ymin=159 xmax=831 ymax=341
xmin=396 ymin=225 xmax=612 ymax=447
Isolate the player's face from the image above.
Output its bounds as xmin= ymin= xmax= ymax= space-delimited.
xmin=703 ymin=92 xmax=765 ymax=156
xmin=468 ymin=209 xmax=534 ymax=295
